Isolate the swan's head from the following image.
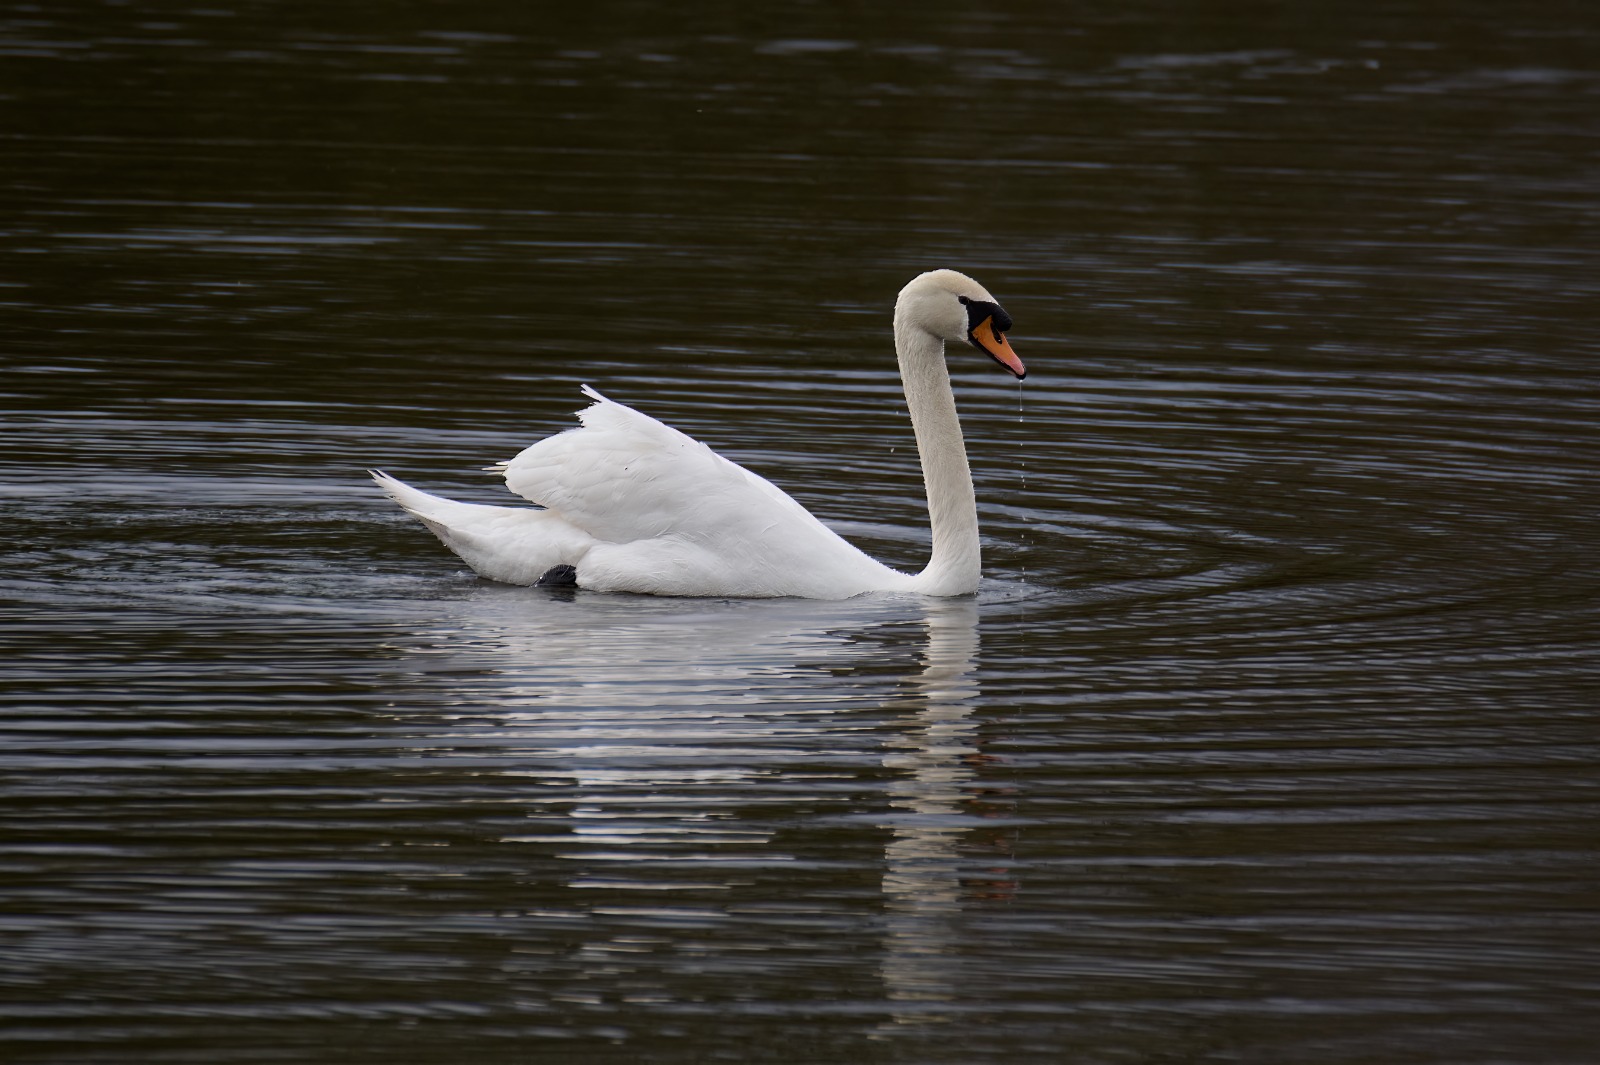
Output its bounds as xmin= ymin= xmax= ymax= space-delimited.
xmin=896 ymin=269 xmax=1026 ymax=380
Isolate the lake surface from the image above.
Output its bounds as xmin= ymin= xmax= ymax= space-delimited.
xmin=4 ymin=1 xmax=1599 ymax=1062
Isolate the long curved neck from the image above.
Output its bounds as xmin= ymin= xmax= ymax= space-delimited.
xmin=894 ymin=316 xmax=980 ymax=595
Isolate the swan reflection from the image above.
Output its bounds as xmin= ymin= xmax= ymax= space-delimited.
xmin=403 ymin=587 xmax=940 ymax=808
xmin=393 ymin=586 xmax=1001 ymax=1021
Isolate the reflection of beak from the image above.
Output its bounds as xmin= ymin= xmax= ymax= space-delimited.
xmin=968 ymin=316 xmax=1026 ymax=379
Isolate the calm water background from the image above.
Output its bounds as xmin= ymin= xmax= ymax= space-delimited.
xmin=4 ymin=1 xmax=1599 ymax=1062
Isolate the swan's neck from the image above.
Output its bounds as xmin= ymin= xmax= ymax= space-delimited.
xmin=894 ymin=319 xmax=980 ymax=595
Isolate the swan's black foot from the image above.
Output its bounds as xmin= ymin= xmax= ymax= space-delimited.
xmin=535 ymin=564 xmax=578 ymax=587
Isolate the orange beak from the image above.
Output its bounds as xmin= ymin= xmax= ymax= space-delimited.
xmin=969 ymin=316 xmax=1026 ymax=379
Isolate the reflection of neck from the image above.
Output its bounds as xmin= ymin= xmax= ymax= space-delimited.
xmin=880 ymin=596 xmax=981 ymax=1016
xmin=918 ymin=596 xmax=981 ymax=702
xmin=894 ymin=322 xmax=980 ymax=596
xmin=884 ymin=596 xmax=981 ymax=819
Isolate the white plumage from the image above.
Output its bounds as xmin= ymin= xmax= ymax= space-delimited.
xmin=372 ymin=269 xmax=1025 ymax=598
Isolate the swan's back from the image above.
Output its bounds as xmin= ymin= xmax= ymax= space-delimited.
xmin=498 ymin=387 xmax=908 ymax=597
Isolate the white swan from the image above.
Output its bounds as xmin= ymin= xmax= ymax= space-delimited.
xmin=372 ymin=268 xmax=1024 ymax=598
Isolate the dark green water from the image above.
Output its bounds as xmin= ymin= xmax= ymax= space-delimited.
xmin=4 ymin=2 xmax=1599 ymax=1062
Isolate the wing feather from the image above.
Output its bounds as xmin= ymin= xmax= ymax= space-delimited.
xmin=501 ymin=387 xmax=827 ymax=548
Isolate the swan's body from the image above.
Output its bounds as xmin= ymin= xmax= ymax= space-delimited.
xmin=373 ymin=269 xmax=1024 ymax=598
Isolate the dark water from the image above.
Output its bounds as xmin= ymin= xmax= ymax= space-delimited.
xmin=4 ymin=1 xmax=1600 ymax=1062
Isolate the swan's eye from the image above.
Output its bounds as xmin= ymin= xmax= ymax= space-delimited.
xmin=957 ymin=295 xmax=969 ymax=305
xmin=964 ymin=298 xmax=1009 ymax=334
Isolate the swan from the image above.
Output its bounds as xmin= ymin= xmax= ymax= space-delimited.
xmin=371 ymin=268 xmax=1024 ymax=598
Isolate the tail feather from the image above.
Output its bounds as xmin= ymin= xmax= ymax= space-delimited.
xmin=369 ymin=470 xmax=593 ymax=586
